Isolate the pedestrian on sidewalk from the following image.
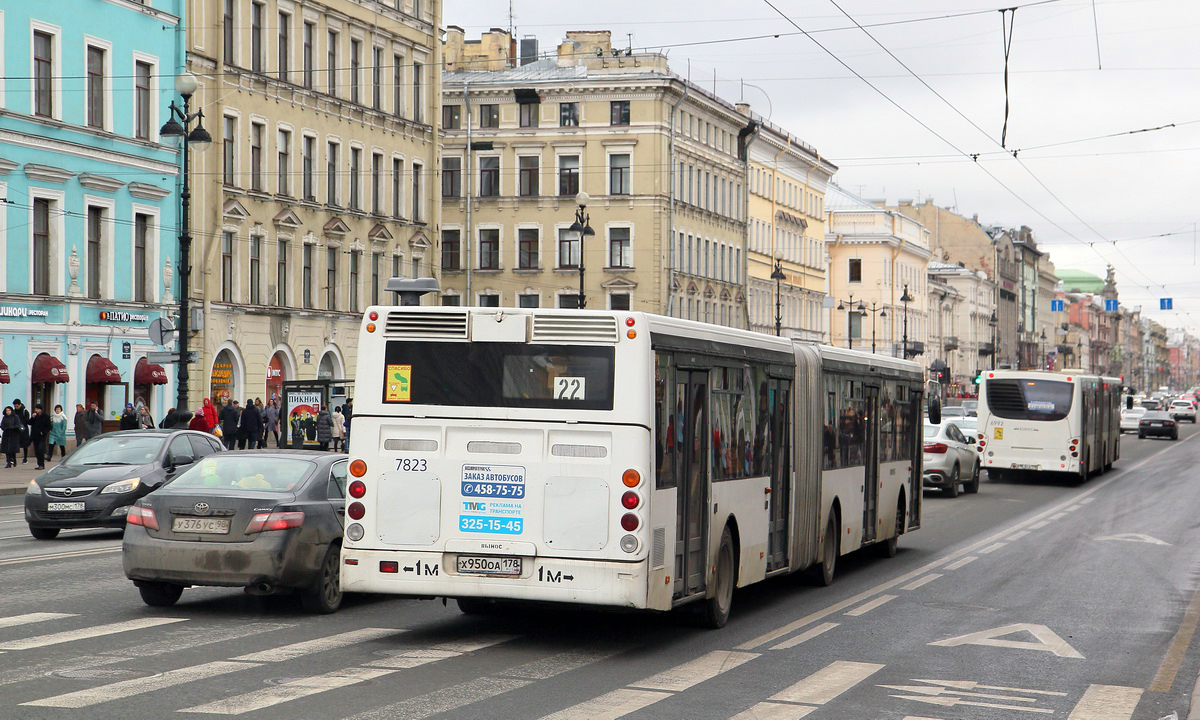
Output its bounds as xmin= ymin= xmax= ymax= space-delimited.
xmin=315 ymin=408 xmax=332 ymax=451
xmin=202 ymin=398 xmax=218 ymax=432
xmin=188 ymin=408 xmax=208 ymax=431
xmin=254 ymin=398 xmax=268 ymax=448
xmin=331 ymin=406 xmax=345 ymax=452
xmin=137 ymin=404 xmax=155 ymax=429
xmin=73 ymin=404 xmax=90 ymax=448
xmin=1 ymin=406 xmax=21 ymax=468
xmin=48 ymin=405 xmax=67 ymax=461
xmin=119 ymin=404 xmax=138 ymax=430
xmin=29 ymin=405 xmax=52 ymax=470
xmin=342 ymin=398 xmax=353 ymax=453
xmin=238 ymin=398 xmax=262 ymax=450
xmin=263 ymin=400 xmax=280 ymax=448
xmin=12 ymin=399 xmax=30 ymax=464
xmin=86 ymin=403 xmax=103 ymax=440
xmin=219 ymin=400 xmax=240 ymax=450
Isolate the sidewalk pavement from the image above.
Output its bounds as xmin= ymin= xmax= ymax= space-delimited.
xmin=0 ymin=457 xmax=62 ymax=496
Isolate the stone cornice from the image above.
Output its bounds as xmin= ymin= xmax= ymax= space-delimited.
xmin=127 ymin=182 xmax=171 ymax=200
xmin=78 ymin=173 xmax=127 ymax=194
xmin=0 ymin=128 xmax=177 ymax=176
xmin=0 ymin=158 xmax=18 ymax=175
xmin=24 ymin=164 xmax=75 ymax=184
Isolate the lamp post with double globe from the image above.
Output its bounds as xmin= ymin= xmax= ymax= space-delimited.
xmin=565 ymin=191 xmax=595 ymax=308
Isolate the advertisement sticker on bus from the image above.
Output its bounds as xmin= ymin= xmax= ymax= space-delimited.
xmin=460 ymin=464 xmax=526 ymax=535
xmin=994 ymin=427 xmax=1004 ymax=439
xmin=385 ymin=364 xmax=412 ymax=402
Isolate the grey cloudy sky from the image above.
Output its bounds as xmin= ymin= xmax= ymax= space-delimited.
xmin=444 ymin=0 xmax=1200 ymax=330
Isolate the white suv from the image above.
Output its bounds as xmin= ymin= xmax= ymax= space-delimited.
xmin=1168 ymin=400 xmax=1196 ymax=423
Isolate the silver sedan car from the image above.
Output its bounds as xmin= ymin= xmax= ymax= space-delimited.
xmin=1120 ymin=407 xmax=1147 ymax=433
xmin=923 ymin=422 xmax=980 ymax=498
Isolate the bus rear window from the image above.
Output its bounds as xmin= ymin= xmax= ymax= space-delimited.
xmin=985 ymin=379 xmax=1073 ymax=421
xmin=382 ymin=341 xmax=615 ymax=410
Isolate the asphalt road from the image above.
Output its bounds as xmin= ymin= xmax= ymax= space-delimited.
xmin=0 ymin=426 xmax=1197 ymax=720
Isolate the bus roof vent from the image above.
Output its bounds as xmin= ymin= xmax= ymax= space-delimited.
xmin=384 ymin=310 xmax=468 ymax=337
xmin=531 ymin=314 xmax=619 ymax=343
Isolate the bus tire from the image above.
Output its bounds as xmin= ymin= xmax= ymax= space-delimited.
xmin=943 ymin=465 xmax=960 ymax=498
xmin=816 ymin=514 xmax=839 ymax=587
xmin=879 ymin=497 xmax=903 ymax=558
xmin=965 ymin=463 xmax=980 ymax=494
xmin=698 ymin=526 xmax=736 ymax=629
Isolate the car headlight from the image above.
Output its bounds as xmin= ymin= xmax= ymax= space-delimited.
xmin=100 ymin=478 xmax=141 ymax=495
xmin=26 ymin=480 xmax=41 ymax=495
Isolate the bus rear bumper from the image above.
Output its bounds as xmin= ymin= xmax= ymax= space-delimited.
xmin=339 ymin=548 xmax=654 ymax=609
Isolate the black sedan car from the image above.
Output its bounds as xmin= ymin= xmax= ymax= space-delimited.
xmin=122 ymin=451 xmax=348 ymax=613
xmin=25 ymin=430 xmax=224 ymax=539
xmin=1138 ymin=410 xmax=1178 ymax=440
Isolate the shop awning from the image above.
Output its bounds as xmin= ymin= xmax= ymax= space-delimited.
xmin=86 ymin=355 xmax=123 ymax=384
xmin=31 ymin=354 xmax=69 ymax=383
xmin=0 ymin=359 xmax=9 ymax=384
xmin=135 ymin=357 xmax=169 ymax=385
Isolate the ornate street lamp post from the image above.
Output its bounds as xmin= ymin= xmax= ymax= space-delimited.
xmin=900 ymin=284 xmax=913 ymax=358
xmin=159 ymin=72 xmax=211 ymax=415
xmin=836 ymin=295 xmax=866 ymax=350
xmin=989 ymin=312 xmax=999 ymax=371
xmin=565 ymin=191 xmax=595 ymax=308
xmin=771 ymin=254 xmax=785 ymax=336
xmin=860 ymin=301 xmax=887 ymax=354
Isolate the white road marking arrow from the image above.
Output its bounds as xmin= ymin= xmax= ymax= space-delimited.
xmin=1096 ymin=533 xmax=1171 ymax=546
xmin=879 ymin=684 xmax=1037 ymax=702
xmin=890 ymin=694 xmax=1055 ymax=713
xmin=913 ymin=679 xmax=1067 ymax=696
xmin=929 ymin=623 xmax=1084 ymax=658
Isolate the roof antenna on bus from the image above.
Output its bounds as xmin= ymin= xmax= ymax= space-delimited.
xmin=385 ymin=277 xmax=440 ymax=306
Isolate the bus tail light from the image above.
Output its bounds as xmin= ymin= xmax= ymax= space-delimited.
xmin=350 ymin=460 xmax=367 ymax=477
xmin=127 ymin=505 xmax=158 ymax=530
xmin=620 ymin=513 xmax=639 ymax=531
xmin=369 ymin=311 xmax=379 ymax=321
xmin=349 ymin=480 xmax=366 ymax=498
xmin=245 ymin=511 xmax=305 ymax=534
xmin=366 ymin=323 xmax=377 ymax=333
xmin=348 ymin=502 xmax=366 ymax=520
xmin=380 ymin=561 xmax=399 ymax=573
xmin=924 ymin=443 xmax=949 ymax=454
xmin=621 ymin=491 xmax=640 ymax=509
xmin=622 ymin=469 xmax=641 ymax=487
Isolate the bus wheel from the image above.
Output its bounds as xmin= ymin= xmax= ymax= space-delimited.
xmin=879 ymin=498 xmax=903 ymax=558
xmin=965 ymin=462 xmax=981 ymax=494
xmin=699 ymin=526 xmax=735 ymax=629
xmin=943 ymin=465 xmax=961 ymax=498
xmin=816 ymin=515 xmax=839 ymax=587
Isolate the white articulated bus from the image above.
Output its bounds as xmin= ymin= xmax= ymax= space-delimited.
xmin=340 ymin=307 xmax=926 ymax=627
xmin=976 ymin=369 xmax=1121 ymax=482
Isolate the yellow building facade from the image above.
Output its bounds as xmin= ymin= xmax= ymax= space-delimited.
xmin=182 ymin=0 xmax=440 ymax=406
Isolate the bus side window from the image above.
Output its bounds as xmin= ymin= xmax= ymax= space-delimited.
xmin=655 ymin=354 xmax=677 ymax=490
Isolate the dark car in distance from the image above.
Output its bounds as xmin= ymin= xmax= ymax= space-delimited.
xmin=1138 ymin=410 xmax=1178 ymax=440
xmin=25 ymin=430 xmax=224 ymax=539
xmin=122 ymin=451 xmax=348 ymax=613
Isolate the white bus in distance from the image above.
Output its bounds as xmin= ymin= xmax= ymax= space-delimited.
xmin=341 ymin=305 xmax=928 ymax=627
xmin=977 ymin=369 xmax=1121 ymax=482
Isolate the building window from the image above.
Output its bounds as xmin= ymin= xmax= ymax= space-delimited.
xmin=327 ymin=31 xmax=338 ymax=95
xmin=849 ymin=258 xmax=862 ymax=283
xmin=249 ymin=234 xmax=261 ymax=304
xmin=441 ymin=157 xmax=461 ymax=198
xmin=480 ymin=104 xmax=499 ymax=128
xmin=349 ymin=251 xmax=360 ymax=312
xmin=441 ymin=229 xmax=461 ymax=270
xmin=518 ymin=294 xmax=539 ymax=308
xmin=391 ymin=253 xmax=401 ymax=281
xmin=326 ymin=141 xmax=339 ymax=205
xmin=250 ymin=122 xmax=264 ymax=191
xmin=223 ymin=0 xmax=235 ymax=65
xmin=326 ymin=248 xmax=338 ymax=310
xmin=221 ymin=232 xmax=234 ymax=302
xmin=411 ymin=163 xmax=422 ymax=222
xmin=223 ymin=116 xmax=237 ymax=185
xmin=849 ymin=311 xmax=862 ymax=340
xmin=134 ymin=214 xmax=149 ymax=303
xmin=33 ymin=31 xmax=54 ymax=118
xmin=302 ymin=244 xmax=313 ymax=308
xmin=393 ymin=54 xmax=403 ymax=116
xmin=610 ymin=293 xmax=630 ymax=311
xmin=277 ymin=238 xmax=288 ymax=305
xmin=610 ymin=100 xmax=630 ymax=126
xmin=479 ymin=156 xmax=499 ymax=197
xmin=558 ymin=227 xmax=579 ymax=269
xmin=558 ymin=294 xmax=580 ymax=309
xmin=411 ymin=256 xmax=420 ymax=278
xmin=371 ymin=153 xmax=382 ymax=214
xmin=609 ymin=154 xmax=631 ymax=195
xmin=442 ymin=295 xmax=461 ymax=307
xmin=33 ymin=199 xmax=51 ymax=295
xmin=442 ymin=105 xmax=461 ymax=130
xmin=518 ymin=156 xmax=539 ymax=197
xmin=134 ymin=61 xmax=151 ymax=140
xmin=478 ymin=294 xmax=500 ymax=308
xmin=412 ymin=62 xmax=423 ymax=123
xmin=560 ymin=102 xmax=579 ymax=127
xmin=372 ymin=47 xmax=383 ymax=110
xmin=86 ymin=46 xmax=105 ymax=129
xmin=479 ymin=229 xmax=499 ymax=270
xmin=370 ymin=252 xmax=380 ymax=305
xmin=277 ymin=129 xmax=291 ymax=196
xmin=392 ymin=157 xmax=403 ymax=218
xmin=86 ymin=207 xmax=102 ymax=299
xmin=519 ymin=102 xmax=538 ymax=128
xmin=302 ymin=135 xmax=315 ymax=201
xmin=349 ymin=147 xmax=361 ymax=209
xmin=302 ymin=21 xmax=314 ymax=88
xmin=558 ymin=155 xmax=579 ymax=196
xmin=350 ymin=39 xmax=361 ymax=104
xmin=608 ymin=227 xmax=631 ymax=268
xmin=518 ymin=228 xmax=539 ymax=269
xmin=278 ymin=12 xmax=290 ymax=81
xmin=251 ymin=1 xmax=264 ymax=73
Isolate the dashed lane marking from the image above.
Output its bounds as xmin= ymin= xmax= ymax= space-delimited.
xmin=979 ymin=542 xmax=1007 ymax=554
xmin=0 ymin=617 xmax=187 ymax=651
xmin=901 ymin=574 xmax=942 ymax=591
xmin=631 ymin=650 xmax=759 ymax=692
xmin=23 ymin=660 xmax=259 ymax=708
xmin=180 ymin=666 xmax=396 ymax=714
xmin=771 ymin=623 xmax=839 ymax=651
xmin=731 ymin=661 xmax=883 ymax=717
xmin=0 ymin=612 xmax=76 ymax=629
xmin=845 ymin=595 xmax=896 ymax=617
xmin=1150 ymin=581 xmax=1200 ymax=692
xmin=536 ymin=689 xmax=672 ymax=720
xmin=232 ymin=627 xmax=401 ymax=663
xmin=0 ymin=546 xmax=121 ymax=566
xmin=1066 ymin=684 xmax=1143 ymax=719
xmin=1008 ymin=530 xmax=1031 ymax=541
xmin=944 ymin=556 xmax=977 ymax=571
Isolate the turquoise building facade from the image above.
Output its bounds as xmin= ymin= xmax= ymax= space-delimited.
xmin=0 ymin=0 xmax=185 ymax=432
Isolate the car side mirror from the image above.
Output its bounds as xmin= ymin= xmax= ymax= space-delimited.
xmin=170 ymin=454 xmax=195 ymax=469
xmin=927 ymin=394 xmax=942 ymax=426
xmin=1126 ymin=396 xmax=1134 ymax=410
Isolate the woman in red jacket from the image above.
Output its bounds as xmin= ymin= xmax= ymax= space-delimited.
xmin=201 ymin=398 xmax=219 ymax=432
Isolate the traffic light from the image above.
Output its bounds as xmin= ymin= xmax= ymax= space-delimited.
xmin=974 ymin=369 xmax=983 ymax=385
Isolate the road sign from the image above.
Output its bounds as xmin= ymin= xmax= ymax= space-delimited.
xmin=1050 ymin=299 xmax=1064 ymax=312
xmin=149 ymin=317 xmax=176 ymax=345
xmin=1161 ymin=298 xmax=1174 ymax=310
xmin=146 ymin=350 xmax=198 ymax=365
xmin=1105 ymin=299 xmax=1118 ymax=312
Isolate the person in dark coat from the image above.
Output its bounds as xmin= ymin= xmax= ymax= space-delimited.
xmin=119 ymin=404 xmax=138 ymax=430
xmin=188 ymin=409 xmax=208 ymax=431
xmin=1 ymin=406 xmax=22 ymax=468
xmin=263 ymin=400 xmax=280 ymax=448
xmin=85 ymin=403 xmax=103 ymax=440
xmin=315 ymin=409 xmax=333 ymax=451
xmin=28 ymin=405 xmax=53 ymax=470
xmin=12 ymin=399 xmax=30 ymax=464
xmin=237 ymin=398 xmax=262 ymax=450
xmin=73 ymin=404 xmax=90 ymax=447
xmin=342 ymin=398 xmax=353 ymax=453
xmin=218 ymin=400 xmax=240 ymax=450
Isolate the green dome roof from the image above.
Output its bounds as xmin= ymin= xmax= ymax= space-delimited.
xmin=1056 ymin=269 xmax=1104 ymax=293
